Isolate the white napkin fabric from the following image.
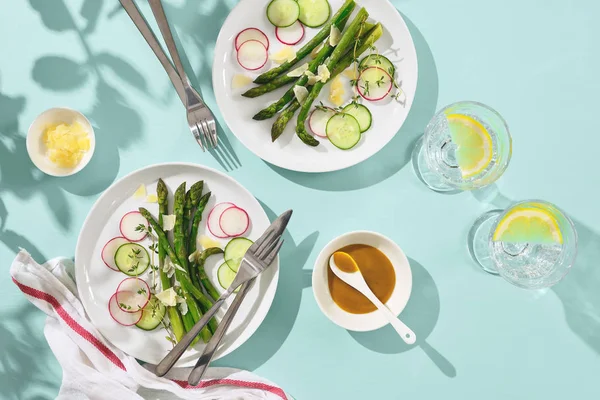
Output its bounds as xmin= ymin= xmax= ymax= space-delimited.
xmin=10 ymin=250 xmax=290 ymax=400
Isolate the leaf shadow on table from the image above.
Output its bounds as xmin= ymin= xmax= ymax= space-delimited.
xmin=0 ymin=75 xmax=66 ymax=261
xmin=552 ymin=220 xmax=600 ymax=355
xmin=471 ymin=186 xmax=600 ymax=356
xmin=0 ymin=303 xmax=60 ymax=400
xmin=27 ymin=0 xmax=156 ymax=196
xmin=213 ymin=200 xmax=317 ymax=371
xmin=348 ymin=258 xmax=457 ymax=378
xmin=266 ymin=12 xmax=439 ymax=191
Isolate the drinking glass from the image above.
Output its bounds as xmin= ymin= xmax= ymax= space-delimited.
xmin=412 ymin=101 xmax=512 ymax=192
xmin=468 ymin=200 xmax=578 ymax=289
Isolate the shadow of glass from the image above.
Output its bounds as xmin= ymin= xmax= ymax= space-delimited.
xmin=28 ymin=0 xmax=148 ymax=196
xmin=552 ymin=219 xmax=600 ymax=355
xmin=471 ymin=188 xmax=600 ymax=356
xmin=265 ymin=12 xmax=439 ymax=191
xmin=213 ymin=200 xmax=318 ymax=371
xmin=0 ymin=303 xmax=60 ymax=399
xmin=348 ymin=258 xmax=456 ymax=377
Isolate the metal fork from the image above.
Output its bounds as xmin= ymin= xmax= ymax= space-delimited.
xmin=154 ymin=210 xmax=292 ymax=377
xmin=147 ymin=0 xmax=217 ymax=151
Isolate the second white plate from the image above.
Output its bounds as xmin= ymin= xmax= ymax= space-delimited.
xmin=213 ymin=0 xmax=418 ymax=173
xmin=75 ymin=163 xmax=279 ymax=366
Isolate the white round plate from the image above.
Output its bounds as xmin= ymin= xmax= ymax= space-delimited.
xmin=75 ymin=163 xmax=279 ymax=366
xmin=312 ymin=231 xmax=412 ymax=331
xmin=213 ymin=0 xmax=418 ymax=173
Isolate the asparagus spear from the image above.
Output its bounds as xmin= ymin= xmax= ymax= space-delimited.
xmin=139 ymin=207 xmax=218 ymax=340
xmin=188 ymin=192 xmax=211 ymax=253
xmin=186 ymin=292 xmax=212 ymax=343
xmin=254 ymin=0 xmax=356 ymax=84
xmin=271 ymin=23 xmax=383 ymax=142
xmin=295 ymin=9 xmax=369 ymax=146
xmin=186 ymin=190 xmax=212 ymax=302
xmin=183 ymin=181 xmax=203 ymax=244
xmin=157 ymin=179 xmax=185 ymax=343
xmin=173 ymin=183 xmax=190 ymax=273
xmin=195 ymin=248 xmax=224 ymax=302
xmin=272 ymin=101 xmax=301 ymax=142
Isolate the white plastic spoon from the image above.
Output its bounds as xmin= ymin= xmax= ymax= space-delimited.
xmin=329 ymin=252 xmax=416 ymax=345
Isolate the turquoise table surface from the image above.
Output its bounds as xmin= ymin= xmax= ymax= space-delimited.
xmin=1 ymin=0 xmax=599 ymax=398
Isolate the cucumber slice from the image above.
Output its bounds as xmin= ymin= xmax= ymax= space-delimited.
xmin=135 ymin=295 xmax=166 ymax=331
xmin=114 ymin=243 xmax=150 ymax=276
xmin=217 ymin=262 xmax=240 ymax=293
xmin=224 ymin=237 xmax=253 ymax=272
xmin=326 ymin=113 xmax=361 ymax=150
xmin=297 ymin=0 xmax=331 ymax=28
xmin=359 ymin=54 xmax=396 ymax=77
xmin=267 ymin=0 xmax=300 ymax=28
xmin=342 ymin=103 xmax=372 ymax=133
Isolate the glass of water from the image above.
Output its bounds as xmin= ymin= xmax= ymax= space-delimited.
xmin=469 ymin=200 xmax=578 ymax=289
xmin=412 ymin=101 xmax=512 ymax=192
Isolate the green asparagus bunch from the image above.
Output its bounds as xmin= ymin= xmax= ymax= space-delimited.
xmin=271 ymin=23 xmax=383 ymax=142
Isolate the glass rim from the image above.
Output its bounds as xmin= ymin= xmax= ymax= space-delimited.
xmin=489 ymin=199 xmax=579 ymax=288
xmin=429 ymin=100 xmax=513 ymax=190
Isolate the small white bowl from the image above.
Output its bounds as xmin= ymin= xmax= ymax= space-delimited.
xmin=312 ymin=231 xmax=413 ymax=332
xmin=26 ymin=107 xmax=95 ymax=177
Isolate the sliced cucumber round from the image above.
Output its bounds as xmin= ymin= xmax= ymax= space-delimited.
xmin=136 ymin=295 xmax=166 ymax=331
xmin=224 ymin=237 xmax=253 ymax=272
xmin=359 ymin=54 xmax=396 ymax=77
xmin=217 ymin=262 xmax=240 ymax=293
xmin=342 ymin=103 xmax=372 ymax=133
xmin=114 ymin=243 xmax=150 ymax=276
xmin=326 ymin=113 xmax=361 ymax=150
xmin=297 ymin=0 xmax=331 ymax=28
xmin=267 ymin=0 xmax=300 ymax=28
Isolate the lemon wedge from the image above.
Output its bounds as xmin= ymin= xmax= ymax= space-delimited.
xmin=493 ymin=205 xmax=563 ymax=244
xmin=447 ymin=113 xmax=493 ymax=179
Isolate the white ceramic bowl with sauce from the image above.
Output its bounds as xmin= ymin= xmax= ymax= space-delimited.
xmin=312 ymin=231 xmax=413 ymax=331
xmin=26 ymin=107 xmax=95 ymax=177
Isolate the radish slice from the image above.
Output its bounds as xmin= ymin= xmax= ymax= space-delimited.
xmin=235 ymin=27 xmax=269 ymax=50
xmin=116 ymin=278 xmax=151 ymax=313
xmin=102 ymin=237 xmax=130 ymax=271
xmin=120 ymin=211 xmax=148 ymax=242
xmin=219 ymin=206 xmax=250 ymax=237
xmin=108 ymin=292 xmax=142 ymax=326
xmin=357 ymin=67 xmax=393 ymax=101
xmin=309 ymin=108 xmax=335 ymax=138
xmin=207 ymin=202 xmax=236 ymax=238
xmin=275 ymin=21 xmax=305 ymax=45
xmin=237 ymin=40 xmax=268 ymax=71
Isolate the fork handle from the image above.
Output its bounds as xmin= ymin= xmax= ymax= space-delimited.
xmin=119 ymin=0 xmax=186 ymax=106
xmin=155 ymin=296 xmax=227 ymax=377
xmin=188 ymin=281 xmax=253 ymax=385
xmin=148 ymin=0 xmax=189 ymax=84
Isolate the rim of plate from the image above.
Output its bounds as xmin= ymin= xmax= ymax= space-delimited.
xmin=212 ymin=0 xmax=418 ymax=173
xmin=75 ymin=162 xmax=279 ymax=363
xmin=312 ymin=230 xmax=413 ymax=331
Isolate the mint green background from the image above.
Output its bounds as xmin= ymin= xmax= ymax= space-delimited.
xmin=1 ymin=0 xmax=599 ymax=399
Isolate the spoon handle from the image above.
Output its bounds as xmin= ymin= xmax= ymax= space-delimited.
xmin=361 ymin=288 xmax=416 ymax=345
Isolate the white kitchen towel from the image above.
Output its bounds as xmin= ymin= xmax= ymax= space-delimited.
xmin=10 ymin=250 xmax=290 ymax=400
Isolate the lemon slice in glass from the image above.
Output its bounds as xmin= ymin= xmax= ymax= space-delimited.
xmin=493 ymin=205 xmax=563 ymax=244
xmin=447 ymin=113 xmax=493 ymax=179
